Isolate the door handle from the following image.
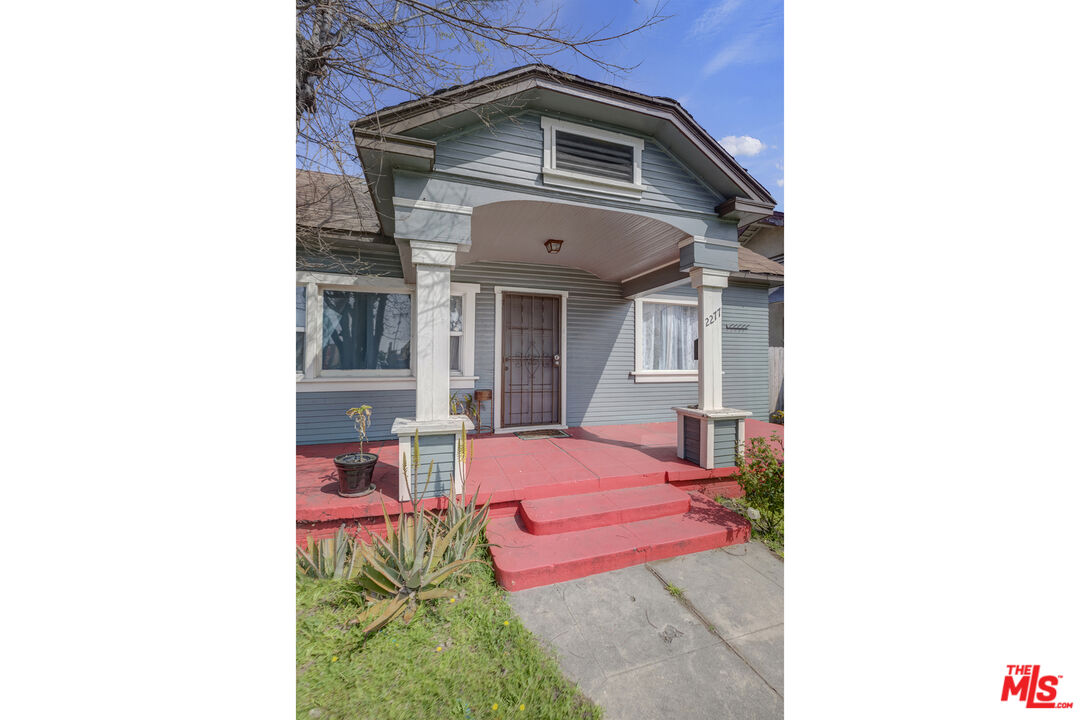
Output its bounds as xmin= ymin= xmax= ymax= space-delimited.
xmin=553 ymin=354 xmax=560 ymax=367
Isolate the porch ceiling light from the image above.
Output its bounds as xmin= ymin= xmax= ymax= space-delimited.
xmin=544 ymin=238 xmax=564 ymax=254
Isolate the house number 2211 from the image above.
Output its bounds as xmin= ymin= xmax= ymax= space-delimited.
xmin=703 ymin=307 xmax=722 ymax=327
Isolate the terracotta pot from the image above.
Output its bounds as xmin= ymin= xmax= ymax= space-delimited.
xmin=333 ymin=452 xmax=378 ymax=497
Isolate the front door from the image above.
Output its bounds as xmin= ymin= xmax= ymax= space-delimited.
xmin=501 ymin=293 xmax=561 ymax=427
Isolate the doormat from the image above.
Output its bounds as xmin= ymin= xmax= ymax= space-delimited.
xmin=514 ymin=429 xmax=570 ymax=440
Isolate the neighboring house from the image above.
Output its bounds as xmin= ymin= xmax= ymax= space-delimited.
xmin=738 ymin=212 xmax=784 ymax=413
xmin=296 ymin=65 xmax=783 ymax=498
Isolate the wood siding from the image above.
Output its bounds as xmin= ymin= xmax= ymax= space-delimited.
xmin=720 ymin=284 xmax=771 ymax=419
xmin=296 ymin=256 xmax=771 ymax=444
xmin=433 ymin=113 xmax=723 ymax=215
xmin=714 ymin=419 xmax=738 ymax=468
xmin=410 ymin=433 xmax=456 ymax=499
xmin=452 ymin=261 xmax=700 ymax=428
xmin=297 ymin=389 xmax=415 ymax=445
xmin=684 ymin=419 xmax=701 ymax=465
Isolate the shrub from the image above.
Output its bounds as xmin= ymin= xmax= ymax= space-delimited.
xmin=731 ymin=433 xmax=784 ymax=549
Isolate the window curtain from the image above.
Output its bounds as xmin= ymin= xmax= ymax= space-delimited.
xmin=642 ymin=303 xmax=697 ymax=371
xmin=322 ymin=291 xmax=411 ymax=370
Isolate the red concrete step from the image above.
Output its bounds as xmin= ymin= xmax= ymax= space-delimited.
xmin=488 ymin=492 xmax=751 ymax=591
xmin=520 ymin=484 xmax=691 ymax=535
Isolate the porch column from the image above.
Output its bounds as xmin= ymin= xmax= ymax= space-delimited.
xmin=411 ymin=240 xmax=457 ymax=421
xmin=690 ymin=267 xmax=729 ymax=411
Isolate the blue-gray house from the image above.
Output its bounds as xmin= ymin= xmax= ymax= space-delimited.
xmin=296 ymin=66 xmax=784 ymax=501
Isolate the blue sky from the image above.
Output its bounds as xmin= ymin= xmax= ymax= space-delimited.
xmin=311 ymin=0 xmax=784 ymax=209
xmin=520 ymin=0 xmax=785 ymax=208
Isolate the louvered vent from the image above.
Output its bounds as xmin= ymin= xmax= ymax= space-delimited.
xmin=554 ymin=130 xmax=635 ymax=182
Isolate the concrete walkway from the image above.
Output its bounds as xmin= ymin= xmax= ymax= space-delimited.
xmin=507 ymin=541 xmax=783 ymax=720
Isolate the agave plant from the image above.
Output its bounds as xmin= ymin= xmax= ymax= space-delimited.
xmin=439 ymin=486 xmax=491 ymax=564
xmin=437 ymin=424 xmax=490 ymax=562
xmin=296 ymin=524 xmax=360 ymax=580
xmin=353 ymin=503 xmax=482 ymax=634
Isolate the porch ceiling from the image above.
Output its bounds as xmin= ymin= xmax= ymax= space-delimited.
xmin=462 ymin=200 xmax=689 ymax=282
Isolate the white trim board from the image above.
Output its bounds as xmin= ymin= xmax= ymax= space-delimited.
xmin=492 ymin=286 xmax=569 ymax=433
xmin=392 ymin=197 xmax=473 ymax=215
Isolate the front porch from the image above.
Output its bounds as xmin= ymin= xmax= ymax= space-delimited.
xmin=296 ymin=418 xmax=783 ymax=540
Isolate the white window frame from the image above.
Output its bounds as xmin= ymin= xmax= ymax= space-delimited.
xmin=449 ymin=283 xmax=479 ymax=380
xmin=295 ymin=271 xmax=479 ymax=392
xmin=540 ymin=116 xmax=644 ymax=198
xmin=632 ymin=296 xmax=700 ymax=383
xmin=296 ymin=285 xmax=307 ymax=379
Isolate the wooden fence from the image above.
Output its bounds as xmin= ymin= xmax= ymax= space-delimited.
xmin=769 ymin=346 xmax=784 ymax=415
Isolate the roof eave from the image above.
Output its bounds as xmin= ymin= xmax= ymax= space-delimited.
xmin=351 ymin=65 xmax=776 ymax=207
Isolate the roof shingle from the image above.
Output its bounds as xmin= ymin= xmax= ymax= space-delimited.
xmin=296 ymin=170 xmax=381 ymax=235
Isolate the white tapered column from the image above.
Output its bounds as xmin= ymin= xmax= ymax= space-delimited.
xmin=690 ymin=267 xmax=729 ymax=411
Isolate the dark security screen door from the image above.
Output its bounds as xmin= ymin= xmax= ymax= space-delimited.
xmin=502 ymin=293 xmax=561 ymax=427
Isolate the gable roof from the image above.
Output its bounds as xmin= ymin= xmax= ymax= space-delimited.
xmin=296 ymin=169 xmax=381 ymax=235
xmin=351 ymin=64 xmax=775 ymax=207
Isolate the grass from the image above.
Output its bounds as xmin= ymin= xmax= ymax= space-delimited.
xmin=297 ymin=550 xmax=602 ymax=720
xmin=664 ymin=583 xmax=684 ymax=599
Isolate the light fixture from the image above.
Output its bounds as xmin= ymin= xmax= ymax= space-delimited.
xmin=544 ymin=238 xmax=564 ymax=254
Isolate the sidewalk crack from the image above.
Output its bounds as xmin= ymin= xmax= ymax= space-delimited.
xmin=645 ymin=562 xmax=783 ymax=700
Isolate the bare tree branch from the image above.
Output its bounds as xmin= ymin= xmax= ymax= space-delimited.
xmin=296 ymin=0 xmax=668 ymax=171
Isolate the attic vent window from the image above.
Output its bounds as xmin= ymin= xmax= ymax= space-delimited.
xmin=555 ymin=131 xmax=634 ymax=182
xmin=541 ymin=117 xmax=644 ymax=197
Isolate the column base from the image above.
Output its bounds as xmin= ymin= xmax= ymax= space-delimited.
xmin=391 ymin=416 xmax=475 ymax=502
xmin=673 ymin=406 xmax=752 ymax=470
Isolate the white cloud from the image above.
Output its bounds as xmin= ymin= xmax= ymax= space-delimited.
xmin=689 ymin=0 xmax=744 ymax=37
xmin=703 ymin=33 xmax=759 ymax=76
xmin=776 ymin=178 xmax=784 ymax=187
xmin=719 ymin=135 xmax=765 ymax=157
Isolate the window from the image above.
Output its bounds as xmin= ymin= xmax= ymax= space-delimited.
xmin=296 ymin=286 xmax=306 ymax=372
xmin=321 ymin=290 xmax=411 ymax=371
xmin=449 ymin=294 xmax=464 ymax=373
xmin=540 ymin=117 xmax=644 ymax=196
xmin=295 ymin=271 xmax=480 ymax=392
xmin=633 ymin=297 xmax=699 ymax=382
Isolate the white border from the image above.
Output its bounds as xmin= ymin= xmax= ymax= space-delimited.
xmin=540 ymin=116 xmax=645 ymax=197
xmin=632 ymin=296 xmax=700 ymax=383
xmin=493 ymin=286 xmax=569 ymax=432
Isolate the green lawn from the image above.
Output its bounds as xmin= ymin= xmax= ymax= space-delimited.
xmin=297 ymin=553 xmax=602 ymax=720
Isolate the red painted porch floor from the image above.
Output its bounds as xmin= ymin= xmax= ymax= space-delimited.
xmin=297 ymin=419 xmax=782 ymax=589
xmin=297 ymin=419 xmax=782 ymax=526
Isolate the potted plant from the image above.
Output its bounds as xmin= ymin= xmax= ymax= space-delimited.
xmin=334 ymin=405 xmax=377 ymax=497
